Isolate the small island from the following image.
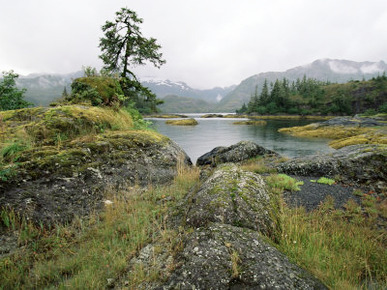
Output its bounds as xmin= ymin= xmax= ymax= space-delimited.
xmin=233 ymin=120 xmax=267 ymax=125
xmin=165 ymin=118 xmax=198 ymax=126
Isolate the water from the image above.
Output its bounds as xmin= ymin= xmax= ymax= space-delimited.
xmin=147 ymin=114 xmax=334 ymax=163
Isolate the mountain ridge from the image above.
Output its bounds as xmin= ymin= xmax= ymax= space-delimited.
xmin=216 ymin=58 xmax=387 ymax=112
xmin=11 ymin=58 xmax=387 ymax=112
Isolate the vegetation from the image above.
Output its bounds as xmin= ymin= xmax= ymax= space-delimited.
xmin=233 ymin=120 xmax=267 ymax=125
xmin=0 ymin=163 xmax=199 ymax=289
xmin=0 ymin=71 xmax=31 ymax=111
xmin=310 ymin=177 xmax=335 ymax=185
xmin=238 ymin=74 xmax=387 ymax=115
xmin=165 ymin=118 xmax=198 ymax=126
xmin=99 ymin=7 xmax=165 ymax=113
xmin=278 ymin=123 xmax=387 ymax=149
xmin=265 ymin=174 xmax=304 ymax=192
xmin=276 ymin=195 xmax=386 ymax=289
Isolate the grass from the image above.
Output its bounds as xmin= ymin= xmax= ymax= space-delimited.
xmin=276 ymin=195 xmax=386 ymax=289
xmin=0 ymin=163 xmax=200 ymax=289
xmin=278 ymin=123 xmax=387 ymax=149
xmin=240 ymin=156 xmax=280 ymax=174
xmin=265 ymin=174 xmax=304 ymax=192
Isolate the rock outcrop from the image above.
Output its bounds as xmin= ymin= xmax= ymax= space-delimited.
xmin=0 ymin=106 xmax=192 ymax=225
xmin=128 ymin=164 xmax=327 ymax=289
xmin=276 ymin=144 xmax=386 ymax=191
xmin=196 ymin=140 xmax=279 ymax=166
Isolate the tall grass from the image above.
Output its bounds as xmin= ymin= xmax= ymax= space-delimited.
xmin=276 ymin=195 xmax=386 ymax=289
xmin=0 ymin=163 xmax=199 ymax=289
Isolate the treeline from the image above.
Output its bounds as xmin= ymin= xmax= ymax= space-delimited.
xmin=237 ymin=74 xmax=387 ymax=115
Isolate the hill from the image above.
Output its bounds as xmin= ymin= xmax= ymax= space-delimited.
xmin=216 ymin=59 xmax=387 ymax=112
xmin=158 ymin=95 xmax=214 ymax=113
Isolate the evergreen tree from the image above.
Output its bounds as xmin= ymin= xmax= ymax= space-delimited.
xmin=99 ymin=8 xmax=166 ymax=112
xmin=0 ymin=71 xmax=31 ymax=111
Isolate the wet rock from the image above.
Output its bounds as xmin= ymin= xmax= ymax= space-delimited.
xmin=196 ymin=140 xmax=279 ymax=167
xmin=185 ymin=164 xmax=275 ymax=236
xmin=276 ymin=144 xmax=386 ymax=191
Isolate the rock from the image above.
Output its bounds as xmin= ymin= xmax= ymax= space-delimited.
xmin=133 ymin=223 xmax=327 ymax=289
xmin=185 ymin=164 xmax=275 ymax=236
xmin=276 ymin=144 xmax=386 ymax=191
xmin=0 ymin=106 xmax=192 ymax=225
xmin=320 ymin=116 xmax=384 ymax=127
xmin=126 ymin=165 xmax=327 ymax=289
xmin=196 ymin=141 xmax=279 ymax=166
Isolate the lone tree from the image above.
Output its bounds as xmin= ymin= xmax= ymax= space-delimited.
xmin=0 ymin=71 xmax=31 ymax=111
xmin=99 ymin=8 xmax=165 ymax=113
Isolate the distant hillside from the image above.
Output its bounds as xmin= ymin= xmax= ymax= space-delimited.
xmin=142 ymin=79 xmax=235 ymax=103
xmin=15 ymin=74 xmax=235 ymax=108
xmin=16 ymin=71 xmax=83 ymax=106
xmin=158 ymin=95 xmax=214 ymax=113
xmin=216 ymin=59 xmax=387 ymax=112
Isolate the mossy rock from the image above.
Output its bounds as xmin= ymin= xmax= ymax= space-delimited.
xmin=184 ymin=164 xmax=276 ymax=236
xmin=0 ymin=105 xmax=192 ymax=225
xmin=165 ymin=118 xmax=198 ymax=126
xmin=233 ymin=120 xmax=267 ymax=125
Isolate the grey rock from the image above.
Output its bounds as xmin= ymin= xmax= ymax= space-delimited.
xmin=185 ymin=164 xmax=275 ymax=236
xmin=158 ymin=223 xmax=327 ymax=289
xmin=0 ymin=134 xmax=192 ymax=225
xmin=276 ymin=144 xmax=386 ymax=191
xmin=196 ymin=140 xmax=279 ymax=166
xmin=320 ymin=116 xmax=384 ymax=127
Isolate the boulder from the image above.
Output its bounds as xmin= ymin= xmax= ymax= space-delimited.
xmin=0 ymin=106 xmax=192 ymax=225
xmin=128 ymin=165 xmax=326 ymax=289
xmin=185 ymin=164 xmax=275 ymax=236
xmin=276 ymin=144 xmax=386 ymax=191
xmin=320 ymin=116 xmax=384 ymax=127
xmin=196 ymin=140 xmax=279 ymax=166
xmin=159 ymin=223 xmax=327 ymax=289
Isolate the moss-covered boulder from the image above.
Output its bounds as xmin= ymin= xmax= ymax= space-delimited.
xmin=0 ymin=105 xmax=192 ymax=225
xmin=196 ymin=140 xmax=279 ymax=167
xmin=128 ymin=165 xmax=327 ymax=289
xmin=184 ymin=164 xmax=275 ymax=235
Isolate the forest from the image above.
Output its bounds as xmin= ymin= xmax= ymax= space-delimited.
xmin=237 ymin=74 xmax=387 ymax=115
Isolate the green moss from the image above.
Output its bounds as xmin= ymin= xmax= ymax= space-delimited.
xmin=165 ymin=118 xmax=198 ymax=126
xmin=310 ymin=177 xmax=335 ymax=185
xmin=265 ymin=174 xmax=304 ymax=191
xmin=233 ymin=120 xmax=267 ymax=125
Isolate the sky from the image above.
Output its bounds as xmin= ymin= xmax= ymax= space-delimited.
xmin=1 ymin=0 xmax=386 ymax=89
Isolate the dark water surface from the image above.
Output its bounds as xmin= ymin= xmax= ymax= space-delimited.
xmin=148 ymin=115 xmax=334 ymax=163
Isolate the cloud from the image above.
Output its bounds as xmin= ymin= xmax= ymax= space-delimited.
xmin=0 ymin=0 xmax=386 ymax=88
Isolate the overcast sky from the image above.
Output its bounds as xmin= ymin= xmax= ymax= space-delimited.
xmin=1 ymin=0 xmax=386 ymax=89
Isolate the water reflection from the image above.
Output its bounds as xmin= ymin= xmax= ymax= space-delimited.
xmin=148 ymin=117 xmax=334 ymax=163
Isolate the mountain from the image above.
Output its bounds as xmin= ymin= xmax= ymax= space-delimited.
xmin=216 ymin=59 xmax=387 ymax=112
xmin=15 ymin=73 xmax=235 ymax=108
xmin=157 ymin=95 xmax=214 ymax=113
xmin=17 ymin=71 xmax=83 ymax=106
xmin=142 ymin=79 xmax=235 ymax=103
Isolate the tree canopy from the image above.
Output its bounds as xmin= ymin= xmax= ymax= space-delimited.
xmin=98 ymin=8 xmax=165 ymax=113
xmin=0 ymin=71 xmax=31 ymax=111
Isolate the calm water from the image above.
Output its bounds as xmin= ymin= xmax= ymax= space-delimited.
xmin=148 ymin=115 xmax=334 ymax=163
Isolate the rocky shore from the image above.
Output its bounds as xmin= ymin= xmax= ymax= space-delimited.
xmin=1 ymin=107 xmax=386 ymax=288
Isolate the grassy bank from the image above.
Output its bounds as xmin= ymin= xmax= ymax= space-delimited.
xmin=279 ymin=123 xmax=387 ymax=149
xmin=0 ymin=163 xmax=200 ymax=288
